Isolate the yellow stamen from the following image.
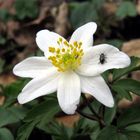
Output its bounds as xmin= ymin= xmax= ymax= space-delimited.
xmin=59 ymin=37 xmax=63 ymax=42
xmin=49 ymin=47 xmax=55 ymax=53
xmin=64 ymin=41 xmax=69 ymax=47
xmin=62 ymin=48 xmax=65 ymax=52
xmin=73 ymin=41 xmax=78 ymax=47
xmin=48 ymin=39 xmax=84 ymax=72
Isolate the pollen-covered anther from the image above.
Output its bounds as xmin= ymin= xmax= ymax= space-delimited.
xmin=56 ymin=48 xmax=60 ymax=53
xmin=59 ymin=37 xmax=63 ymax=42
xmin=79 ymin=42 xmax=82 ymax=46
xmin=62 ymin=48 xmax=65 ymax=52
xmin=48 ymin=38 xmax=84 ymax=72
xmin=64 ymin=41 xmax=69 ymax=47
xmin=73 ymin=41 xmax=78 ymax=47
xmin=49 ymin=47 xmax=56 ymax=53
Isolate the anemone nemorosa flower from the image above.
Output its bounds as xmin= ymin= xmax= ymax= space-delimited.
xmin=13 ymin=22 xmax=130 ymax=114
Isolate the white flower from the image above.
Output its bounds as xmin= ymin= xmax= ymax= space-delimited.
xmin=13 ymin=22 xmax=130 ymax=114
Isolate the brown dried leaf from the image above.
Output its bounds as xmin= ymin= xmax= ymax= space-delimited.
xmin=103 ymin=2 xmax=118 ymax=15
xmin=6 ymin=20 xmax=20 ymax=38
xmin=0 ymin=21 xmax=6 ymax=32
xmin=0 ymin=74 xmax=16 ymax=86
xmin=136 ymin=0 xmax=140 ymax=15
xmin=25 ymin=7 xmax=50 ymax=26
xmin=56 ymin=115 xmax=80 ymax=128
xmin=0 ymin=0 xmax=15 ymax=15
xmin=14 ymin=30 xmax=35 ymax=47
xmin=0 ymin=96 xmax=5 ymax=105
xmin=122 ymin=39 xmax=140 ymax=57
xmin=54 ymin=2 xmax=71 ymax=37
xmin=132 ymin=71 xmax=140 ymax=81
xmin=118 ymin=94 xmax=140 ymax=109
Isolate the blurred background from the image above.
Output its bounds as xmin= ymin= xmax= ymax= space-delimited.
xmin=0 ymin=0 xmax=140 ymax=85
xmin=0 ymin=0 xmax=140 ymax=139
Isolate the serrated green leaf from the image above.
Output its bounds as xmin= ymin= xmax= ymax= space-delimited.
xmin=80 ymin=118 xmax=100 ymax=140
xmin=112 ymin=79 xmax=140 ymax=96
xmin=24 ymin=95 xmax=60 ymax=122
xmin=117 ymin=106 xmax=140 ymax=128
xmin=96 ymin=126 xmax=140 ymax=140
xmin=112 ymin=86 xmax=132 ymax=101
xmin=38 ymin=120 xmax=72 ymax=140
xmin=0 ymin=128 xmax=14 ymax=140
xmin=96 ymin=125 xmax=127 ymax=140
xmin=116 ymin=1 xmax=137 ymax=19
xmin=113 ymin=57 xmax=140 ymax=81
xmin=16 ymin=121 xmax=37 ymax=140
xmin=0 ymin=106 xmax=27 ymax=127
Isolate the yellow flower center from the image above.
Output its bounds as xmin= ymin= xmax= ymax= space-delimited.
xmin=48 ymin=38 xmax=84 ymax=72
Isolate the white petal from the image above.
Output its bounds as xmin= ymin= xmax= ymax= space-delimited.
xmin=69 ymin=22 xmax=97 ymax=49
xmin=13 ymin=57 xmax=56 ymax=78
xmin=36 ymin=29 xmax=66 ymax=54
xmin=77 ymin=44 xmax=131 ymax=76
xmin=81 ymin=76 xmax=114 ymax=107
xmin=57 ymin=71 xmax=81 ymax=114
xmin=18 ymin=70 xmax=59 ymax=104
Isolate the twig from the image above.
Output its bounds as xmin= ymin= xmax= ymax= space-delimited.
xmin=76 ymin=109 xmax=98 ymax=121
xmin=81 ymin=94 xmax=106 ymax=128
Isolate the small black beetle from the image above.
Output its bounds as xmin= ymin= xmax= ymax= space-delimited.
xmin=99 ymin=53 xmax=106 ymax=64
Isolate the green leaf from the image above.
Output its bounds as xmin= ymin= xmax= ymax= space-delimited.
xmin=112 ymin=79 xmax=140 ymax=96
xmin=116 ymin=1 xmax=137 ymax=19
xmin=0 ymin=9 xmax=11 ymax=22
xmin=80 ymin=118 xmax=100 ymax=140
xmin=96 ymin=125 xmax=140 ymax=140
xmin=70 ymin=2 xmax=98 ymax=29
xmin=123 ymin=130 xmax=140 ymax=140
xmin=14 ymin=0 xmax=39 ymax=20
xmin=0 ymin=106 xmax=27 ymax=127
xmin=91 ymin=0 xmax=105 ymax=9
xmin=0 ymin=128 xmax=14 ymax=140
xmin=106 ymin=39 xmax=123 ymax=49
xmin=3 ymin=80 xmax=27 ymax=107
xmin=102 ymin=70 xmax=110 ymax=83
xmin=48 ymin=122 xmax=71 ymax=140
xmin=113 ymin=57 xmax=140 ymax=81
xmin=96 ymin=125 xmax=127 ymax=140
xmin=117 ymin=106 xmax=140 ymax=128
xmin=4 ymin=80 xmax=26 ymax=98
xmin=16 ymin=121 xmax=37 ymax=140
xmin=112 ymin=86 xmax=132 ymax=101
xmin=104 ymin=105 xmax=117 ymax=125
xmin=24 ymin=95 xmax=60 ymax=122
xmin=38 ymin=121 xmax=73 ymax=140
xmin=126 ymin=123 xmax=140 ymax=132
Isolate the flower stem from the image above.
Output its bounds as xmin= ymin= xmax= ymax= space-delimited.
xmin=81 ymin=94 xmax=106 ymax=128
xmin=81 ymin=94 xmax=99 ymax=118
